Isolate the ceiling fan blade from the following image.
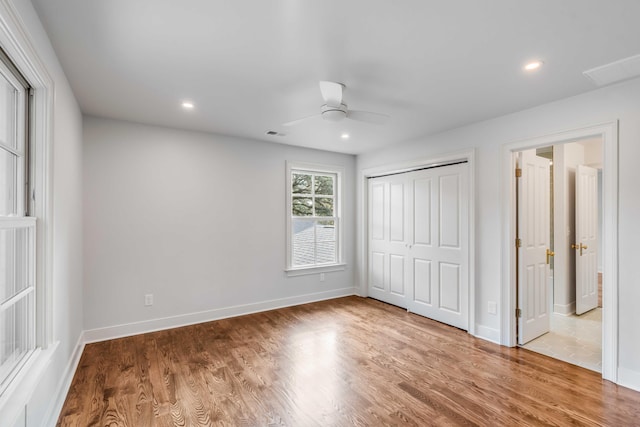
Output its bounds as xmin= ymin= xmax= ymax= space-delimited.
xmin=283 ymin=113 xmax=321 ymax=127
xmin=347 ymin=110 xmax=390 ymax=125
xmin=319 ymin=81 xmax=344 ymax=107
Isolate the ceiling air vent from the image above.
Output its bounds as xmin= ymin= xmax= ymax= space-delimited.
xmin=265 ymin=130 xmax=286 ymax=137
xmin=583 ymin=54 xmax=640 ymax=87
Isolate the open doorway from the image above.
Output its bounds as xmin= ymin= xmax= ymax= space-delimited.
xmin=516 ymin=138 xmax=603 ymax=372
xmin=501 ymin=121 xmax=618 ymax=383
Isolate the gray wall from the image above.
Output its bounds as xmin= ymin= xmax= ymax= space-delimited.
xmin=82 ymin=117 xmax=357 ymax=332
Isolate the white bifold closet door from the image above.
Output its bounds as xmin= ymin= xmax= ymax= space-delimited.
xmin=368 ymin=162 xmax=469 ymax=330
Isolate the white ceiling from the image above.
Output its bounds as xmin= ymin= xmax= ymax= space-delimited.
xmin=32 ymin=0 xmax=640 ymax=154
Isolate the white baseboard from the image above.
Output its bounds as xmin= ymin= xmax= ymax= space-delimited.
xmin=84 ymin=287 xmax=357 ymax=343
xmin=554 ymin=301 xmax=576 ymax=316
xmin=618 ymin=367 xmax=640 ymax=392
xmin=42 ymin=332 xmax=86 ymax=427
xmin=474 ymin=324 xmax=500 ymax=344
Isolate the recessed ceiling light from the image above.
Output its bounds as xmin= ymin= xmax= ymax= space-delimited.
xmin=524 ymin=60 xmax=544 ymax=71
xmin=341 ymin=133 xmax=350 ymax=140
xmin=181 ymin=101 xmax=194 ymax=109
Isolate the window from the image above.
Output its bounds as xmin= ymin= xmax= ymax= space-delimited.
xmin=0 ymin=48 xmax=35 ymax=397
xmin=286 ymin=162 xmax=344 ymax=273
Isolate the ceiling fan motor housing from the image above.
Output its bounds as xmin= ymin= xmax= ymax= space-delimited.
xmin=321 ymin=103 xmax=348 ymax=122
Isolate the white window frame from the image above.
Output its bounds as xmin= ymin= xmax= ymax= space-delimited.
xmin=0 ymin=33 xmax=38 ymax=402
xmin=0 ymin=0 xmax=55 ymax=418
xmin=285 ymin=161 xmax=345 ymax=276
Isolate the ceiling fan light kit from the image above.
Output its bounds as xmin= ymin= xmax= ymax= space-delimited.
xmin=321 ymin=103 xmax=348 ymax=122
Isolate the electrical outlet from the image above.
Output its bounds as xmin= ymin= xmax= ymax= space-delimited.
xmin=488 ymin=301 xmax=497 ymax=315
xmin=145 ymin=294 xmax=153 ymax=306
xmin=320 ymin=273 xmax=325 ymax=282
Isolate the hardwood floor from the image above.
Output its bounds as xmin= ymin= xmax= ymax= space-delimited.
xmin=57 ymin=297 xmax=640 ymax=426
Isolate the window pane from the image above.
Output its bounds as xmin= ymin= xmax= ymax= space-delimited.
xmin=314 ymin=175 xmax=334 ymax=195
xmin=0 ymin=227 xmax=29 ymax=303
xmin=315 ymin=197 xmax=333 ymax=216
xmin=292 ymin=219 xmax=314 ymax=266
xmin=292 ymin=197 xmax=313 ymax=216
xmin=292 ymin=219 xmax=314 ymax=243
xmin=0 ymin=293 xmax=32 ymax=388
xmin=0 ymin=77 xmax=17 ymax=150
xmin=315 ymin=220 xmax=335 ymax=242
xmin=292 ymin=173 xmax=312 ymax=194
xmin=0 ymin=147 xmax=17 ymax=216
xmin=316 ymin=241 xmax=337 ymax=264
xmin=292 ymin=243 xmax=315 ymax=266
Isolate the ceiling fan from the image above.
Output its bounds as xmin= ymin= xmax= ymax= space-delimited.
xmin=283 ymin=81 xmax=389 ymax=127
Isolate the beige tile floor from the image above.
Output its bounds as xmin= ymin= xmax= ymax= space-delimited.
xmin=522 ymin=308 xmax=602 ymax=372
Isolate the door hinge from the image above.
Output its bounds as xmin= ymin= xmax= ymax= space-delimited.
xmin=516 ymin=308 xmax=522 ymax=318
xmin=515 ymin=168 xmax=522 ymax=178
xmin=515 ymin=238 xmax=521 ymax=248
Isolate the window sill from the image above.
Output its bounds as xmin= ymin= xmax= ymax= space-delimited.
xmin=285 ymin=263 xmax=347 ymax=277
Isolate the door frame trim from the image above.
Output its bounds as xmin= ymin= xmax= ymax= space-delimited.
xmin=358 ymin=148 xmax=476 ymax=335
xmin=500 ymin=121 xmax=618 ymax=382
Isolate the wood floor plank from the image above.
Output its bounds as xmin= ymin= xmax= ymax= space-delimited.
xmin=57 ymin=297 xmax=640 ymax=426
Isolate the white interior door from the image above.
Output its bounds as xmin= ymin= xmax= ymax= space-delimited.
xmin=368 ymin=162 xmax=469 ymax=330
xmin=575 ymin=164 xmax=598 ymax=315
xmin=518 ymin=150 xmax=551 ymax=345
xmin=407 ymin=164 xmax=469 ymax=330
xmin=368 ymin=174 xmax=409 ymax=308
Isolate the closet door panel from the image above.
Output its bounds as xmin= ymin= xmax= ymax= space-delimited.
xmin=368 ymin=176 xmax=408 ymax=307
xmin=413 ymin=178 xmax=432 ymax=246
xmin=390 ymin=254 xmax=405 ymax=296
xmin=439 ymin=262 xmax=461 ymax=313
xmin=439 ymin=174 xmax=460 ymax=249
xmin=413 ymin=258 xmax=432 ymax=305
xmin=407 ymin=163 xmax=469 ymax=330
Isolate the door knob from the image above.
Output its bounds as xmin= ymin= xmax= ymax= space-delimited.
xmin=571 ymin=243 xmax=588 ymax=256
xmin=546 ymin=248 xmax=555 ymax=264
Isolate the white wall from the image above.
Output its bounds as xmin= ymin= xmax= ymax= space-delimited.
xmin=1 ymin=1 xmax=84 ymax=426
xmin=357 ymin=76 xmax=640 ymax=390
xmin=82 ymin=117 xmax=356 ymax=335
xmin=583 ymin=138 xmax=604 ymax=168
